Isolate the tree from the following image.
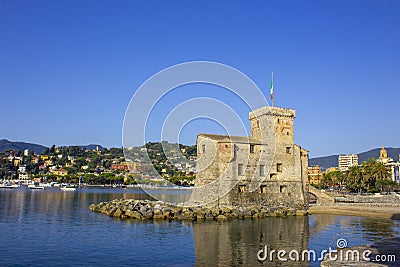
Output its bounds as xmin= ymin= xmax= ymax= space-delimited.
xmin=346 ymin=165 xmax=364 ymax=193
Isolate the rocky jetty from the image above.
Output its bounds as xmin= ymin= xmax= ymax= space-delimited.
xmin=89 ymin=199 xmax=308 ymax=221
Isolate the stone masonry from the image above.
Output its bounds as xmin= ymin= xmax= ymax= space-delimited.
xmin=191 ymin=106 xmax=309 ymax=210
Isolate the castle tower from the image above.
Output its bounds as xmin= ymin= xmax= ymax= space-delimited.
xmin=249 ymin=106 xmax=296 ymax=154
xmin=193 ymin=105 xmax=308 ymax=210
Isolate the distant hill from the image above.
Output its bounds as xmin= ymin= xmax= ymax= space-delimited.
xmin=0 ymin=139 xmax=47 ymax=154
xmin=0 ymin=139 xmax=105 ymax=154
xmin=309 ymin=147 xmax=400 ymax=170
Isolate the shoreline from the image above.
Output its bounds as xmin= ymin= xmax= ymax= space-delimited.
xmin=309 ymin=203 xmax=400 ymax=220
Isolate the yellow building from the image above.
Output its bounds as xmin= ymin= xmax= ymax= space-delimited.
xmin=51 ymin=168 xmax=68 ymax=176
xmin=308 ymin=165 xmax=322 ymax=185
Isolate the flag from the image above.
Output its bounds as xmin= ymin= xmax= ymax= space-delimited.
xmin=270 ymin=70 xmax=274 ymax=103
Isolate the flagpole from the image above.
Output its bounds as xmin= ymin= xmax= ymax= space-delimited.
xmin=270 ymin=70 xmax=274 ymax=107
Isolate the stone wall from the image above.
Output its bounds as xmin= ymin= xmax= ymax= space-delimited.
xmin=192 ymin=106 xmax=309 ymax=211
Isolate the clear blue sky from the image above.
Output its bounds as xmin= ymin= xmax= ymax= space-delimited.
xmin=1 ymin=0 xmax=399 ymax=157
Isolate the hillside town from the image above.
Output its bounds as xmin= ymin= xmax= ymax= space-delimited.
xmin=1 ymin=140 xmax=399 ymax=193
xmin=0 ymin=142 xmax=196 ymax=187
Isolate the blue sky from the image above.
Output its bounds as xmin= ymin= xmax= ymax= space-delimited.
xmin=1 ymin=1 xmax=399 ymax=157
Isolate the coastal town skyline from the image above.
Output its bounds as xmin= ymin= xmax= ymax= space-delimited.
xmin=1 ymin=1 xmax=400 ymax=158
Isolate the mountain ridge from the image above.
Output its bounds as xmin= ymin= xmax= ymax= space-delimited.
xmin=309 ymin=147 xmax=400 ymax=170
xmin=0 ymin=139 xmax=105 ymax=154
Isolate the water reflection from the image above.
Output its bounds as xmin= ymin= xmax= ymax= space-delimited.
xmin=0 ymin=188 xmax=399 ymax=267
xmin=193 ymin=217 xmax=310 ymax=266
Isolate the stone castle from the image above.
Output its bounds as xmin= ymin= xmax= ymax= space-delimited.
xmin=192 ymin=106 xmax=309 ymax=210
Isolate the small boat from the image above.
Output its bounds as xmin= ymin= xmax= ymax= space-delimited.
xmin=0 ymin=182 xmax=20 ymax=189
xmin=60 ymin=185 xmax=77 ymax=191
xmin=28 ymin=183 xmax=45 ymax=190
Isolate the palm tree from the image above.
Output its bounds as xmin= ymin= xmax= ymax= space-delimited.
xmin=346 ymin=165 xmax=363 ymax=193
xmin=373 ymin=162 xmax=392 ymax=192
xmin=361 ymin=159 xmax=378 ymax=191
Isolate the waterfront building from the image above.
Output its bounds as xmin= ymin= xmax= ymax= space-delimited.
xmin=338 ymin=154 xmax=358 ymax=172
xmin=51 ymin=168 xmax=68 ymax=176
xmin=377 ymin=146 xmax=400 ymax=184
xmin=308 ymin=165 xmax=322 ymax=185
xmin=192 ymin=106 xmax=309 ymax=210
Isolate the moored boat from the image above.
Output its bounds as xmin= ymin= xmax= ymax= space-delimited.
xmin=60 ymin=184 xmax=77 ymax=191
xmin=0 ymin=182 xmax=20 ymax=189
xmin=28 ymin=182 xmax=45 ymax=190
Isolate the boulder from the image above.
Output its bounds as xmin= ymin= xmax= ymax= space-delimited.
xmin=113 ymin=208 xmax=123 ymax=218
xmin=211 ymin=208 xmax=220 ymax=217
xmin=205 ymin=214 xmax=215 ymax=220
xmin=217 ymin=215 xmax=228 ymax=221
xmin=243 ymin=209 xmax=252 ymax=218
xmin=220 ymin=206 xmax=232 ymax=214
xmin=153 ymin=214 xmax=165 ymax=220
xmin=153 ymin=209 xmax=163 ymax=216
xmin=143 ymin=211 xmax=153 ymax=219
xmin=296 ymin=210 xmax=308 ymax=216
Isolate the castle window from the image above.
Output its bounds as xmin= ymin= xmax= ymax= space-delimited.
xmin=286 ymin=131 xmax=290 ymax=135
xmin=277 ymin=119 xmax=281 ymax=123
xmin=238 ymin=185 xmax=245 ymax=193
xmin=260 ymin=165 xmax=265 ymax=176
xmin=202 ymin=144 xmax=205 ymax=153
xmin=286 ymin=147 xmax=291 ymax=154
xmin=238 ymin=164 xmax=244 ymax=176
xmin=260 ymin=185 xmax=267 ymax=194
xmin=250 ymin=144 xmax=255 ymax=153
xmin=277 ymin=163 xmax=283 ymax=172
xmin=270 ymin=174 xmax=276 ymax=179
xmin=280 ymin=185 xmax=287 ymax=193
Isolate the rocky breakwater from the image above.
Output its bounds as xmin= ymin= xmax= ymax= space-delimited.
xmin=89 ymin=199 xmax=308 ymax=221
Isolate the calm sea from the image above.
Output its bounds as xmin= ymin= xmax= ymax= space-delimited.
xmin=0 ymin=187 xmax=399 ymax=266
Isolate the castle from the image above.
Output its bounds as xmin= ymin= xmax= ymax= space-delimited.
xmin=191 ymin=106 xmax=309 ymax=210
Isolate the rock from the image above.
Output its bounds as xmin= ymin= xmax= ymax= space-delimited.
xmin=89 ymin=199 xmax=311 ymax=222
xmin=193 ymin=209 xmax=205 ymax=221
xmin=153 ymin=214 xmax=165 ymax=220
xmin=131 ymin=211 xmax=143 ymax=219
xmin=231 ymin=210 xmax=240 ymax=218
xmin=140 ymin=206 xmax=147 ymax=214
xmin=153 ymin=209 xmax=163 ymax=216
xmin=180 ymin=211 xmax=194 ymax=220
xmin=296 ymin=210 xmax=308 ymax=216
xmin=106 ymin=206 xmax=117 ymax=216
xmin=143 ymin=211 xmax=153 ymax=219
xmin=243 ymin=209 xmax=252 ymax=218
xmin=217 ymin=215 xmax=228 ymax=221
xmin=286 ymin=209 xmax=296 ymax=216
xmin=274 ymin=209 xmax=287 ymax=217
xmin=205 ymin=214 xmax=214 ymax=220
xmin=211 ymin=208 xmax=220 ymax=217
xmin=220 ymin=206 xmax=232 ymax=214
xmin=113 ymin=208 xmax=123 ymax=218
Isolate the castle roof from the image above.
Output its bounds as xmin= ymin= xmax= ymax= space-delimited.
xmin=197 ymin=133 xmax=262 ymax=144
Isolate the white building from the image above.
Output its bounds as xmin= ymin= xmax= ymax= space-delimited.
xmin=18 ymin=173 xmax=30 ymax=180
xmin=338 ymin=154 xmax=358 ymax=172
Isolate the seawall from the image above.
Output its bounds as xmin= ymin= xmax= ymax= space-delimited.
xmin=89 ymin=199 xmax=308 ymax=221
